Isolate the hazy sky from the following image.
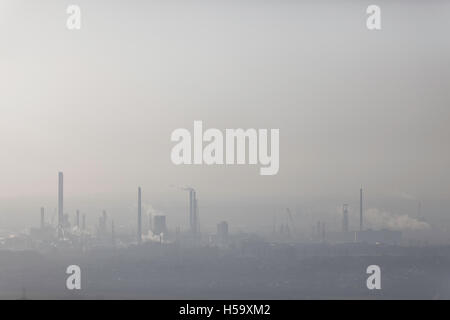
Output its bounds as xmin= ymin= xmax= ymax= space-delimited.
xmin=1 ymin=1 xmax=449 ymax=231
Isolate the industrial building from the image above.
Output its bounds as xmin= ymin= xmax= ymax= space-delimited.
xmin=152 ymin=215 xmax=168 ymax=236
xmin=189 ymin=188 xmax=199 ymax=235
xmin=217 ymin=221 xmax=229 ymax=245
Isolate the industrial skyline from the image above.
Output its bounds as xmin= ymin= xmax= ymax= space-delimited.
xmin=0 ymin=0 xmax=449 ymax=300
xmin=0 ymin=172 xmax=444 ymax=300
xmin=17 ymin=171 xmax=426 ymax=247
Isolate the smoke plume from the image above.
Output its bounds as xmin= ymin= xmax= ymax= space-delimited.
xmin=365 ymin=208 xmax=430 ymax=231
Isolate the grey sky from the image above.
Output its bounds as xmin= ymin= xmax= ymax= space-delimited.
xmin=1 ymin=1 xmax=449 ymax=232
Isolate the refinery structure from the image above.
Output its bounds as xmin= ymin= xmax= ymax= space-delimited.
xmin=18 ymin=171 xmax=410 ymax=254
xmin=25 ymin=172 xmax=208 ymax=251
xmin=0 ymin=171 xmax=443 ymax=300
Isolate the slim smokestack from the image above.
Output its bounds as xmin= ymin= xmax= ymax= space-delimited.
xmin=40 ymin=207 xmax=45 ymax=229
xmin=58 ymin=172 xmax=64 ymax=238
xmin=360 ymin=186 xmax=363 ymax=231
xmin=189 ymin=189 xmax=198 ymax=235
xmin=138 ymin=187 xmax=142 ymax=244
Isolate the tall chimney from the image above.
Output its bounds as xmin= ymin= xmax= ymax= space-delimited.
xmin=138 ymin=187 xmax=142 ymax=244
xmin=40 ymin=207 xmax=45 ymax=229
xmin=58 ymin=172 xmax=64 ymax=238
xmin=360 ymin=186 xmax=363 ymax=232
xmin=189 ymin=189 xmax=198 ymax=235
